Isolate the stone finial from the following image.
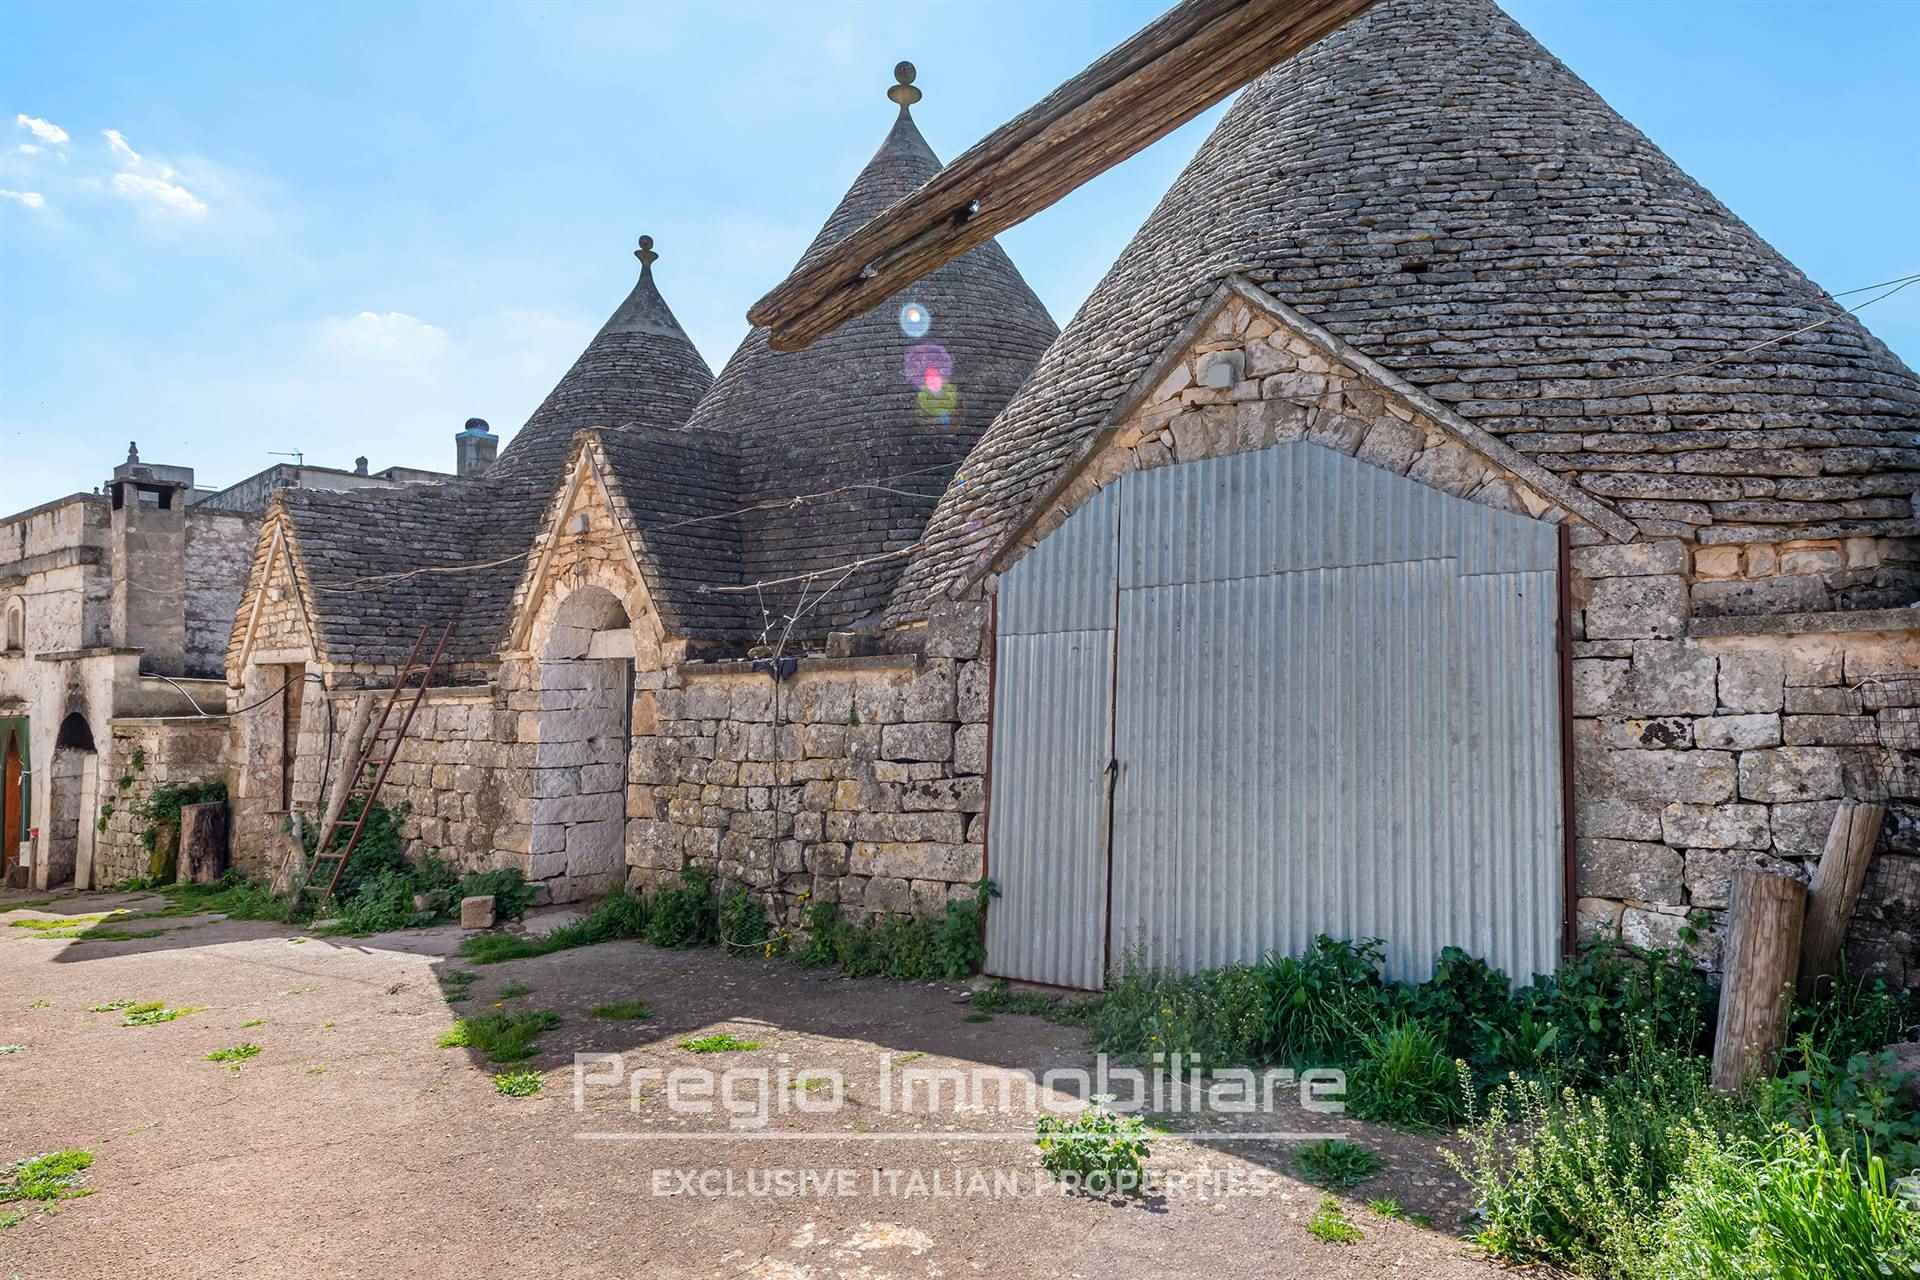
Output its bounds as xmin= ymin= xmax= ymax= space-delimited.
xmin=887 ymin=61 xmax=922 ymax=110
xmin=634 ymin=234 xmax=658 ymax=272
xmin=126 ymin=441 xmax=140 ymax=464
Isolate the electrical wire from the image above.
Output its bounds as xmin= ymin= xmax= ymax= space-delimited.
xmin=1616 ymin=272 xmax=1920 ymax=391
xmin=143 ymin=670 xmax=337 ymax=809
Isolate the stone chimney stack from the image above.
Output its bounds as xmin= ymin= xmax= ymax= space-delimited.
xmin=456 ymin=419 xmax=498 ymax=478
xmin=353 ymin=456 xmax=369 ymax=476
xmin=108 ymin=441 xmax=193 ymax=676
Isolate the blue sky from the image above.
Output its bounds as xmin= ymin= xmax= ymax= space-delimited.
xmin=2 ymin=2 xmax=1916 ymax=516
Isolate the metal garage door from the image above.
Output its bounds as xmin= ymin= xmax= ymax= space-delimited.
xmin=987 ymin=443 xmax=1564 ymax=988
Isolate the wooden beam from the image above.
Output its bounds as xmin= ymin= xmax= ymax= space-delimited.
xmin=1799 ymin=799 xmax=1886 ymax=993
xmin=1712 ymin=869 xmax=1808 ymax=1093
xmin=746 ymin=0 xmax=1379 ymax=352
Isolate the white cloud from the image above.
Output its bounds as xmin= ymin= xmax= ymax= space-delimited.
xmin=15 ymin=114 xmax=68 ymax=146
xmin=16 ymin=143 xmax=41 ymax=156
xmin=0 ymin=189 xmax=45 ymax=209
xmin=316 ymin=311 xmax=452 ymax=366
xmin=101 ymin=128 xmax=207 ymax=218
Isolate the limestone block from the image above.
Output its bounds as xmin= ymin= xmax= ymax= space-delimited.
xmin=566 ymin=820 xmax=624 ymax=875
xmin=1694 ymin=546 xmax=1743 ymax=579
xmin=1625 ymin=641 xmax=1718 ymax=716
xmin=1780 ymin=544 xmax=1845 ymax=576
xmin=1620 ymin=906 xmax=1695 ymax=955
xmin=881 ymin=723 xmax=952 ymax=763
xmin=903 ymin=660 xmax=957 ymax=722
xmin=954 ymin=723 xmax=989 ymax=776
xmin=1577 ymin=896 xmax=1625 ymax=941
xmin=730 ymin=680 xmax=775 ymax=724
xmin=1585 ymin=749 xmax=1736 ymax=805
xmin=684 ymin=683 xmax=730 ymax=719
xmin=1661 ymin=803 xmax=1770 ymax=850
xmin=532 ymin=768 xmax=580 ymax=800
xmin=1768 ymin=799 xmax=1843 ymax=857
xmin=1599 ymin=718 xmax=1692 ymax=750
xmin=1576 ymin=838 xmax=1683 ymax=903
xmin=682 ymin=826 xmax=720 ymax=860
xmin=1783 ymin=716 xmax=1880 ymax=747
xmin=1717 ymin=651 xmax=1784 ymax=714
xmin=854 ymin=680 xmax=904 ymax=726
xmin=807 ymin=843 xmax=851 ymax=877
xmin=1572 ymin=660 xmax=1631 ymax=716
xmin=1584 ymin=575 xmax=1687 ymax=640
xmin=1739 ymin=748 xmax=1845 ymax=804
xmin=1407 ymin=441 xmax=1490 ymax=498
xmin=1785 ymin=645 xmax=1844 ymax=688
xmin=849 ymin=841 xmax=981 ymax=883
xmin=1355 ymin=418 xmax=1423 ymax=474
xmin=925 ymin=602 xmax=986 ymax=660
xmin=1683 ymin=849 xmax=1797 ymax=910
xmin=864 ymin=876 xmax=912 ymax=914
xmin=1577 ymin=795 xmax=1664 ymax=841
xmin=1694 ymin=715 xmax=1781 ymax=752
xmin=901 ymin=777 xmax=986 ymax=813
xmin=1785 ymin=686 xmax=1862 ymax=715
xmin=460 ymin=895 xmax=496 ymax=930
xmin=1571 ymin=541 xmax=1688 ymax=578
xmin=957 ymin=661 xmax=990 ymax=724
xmin=847 ymin=725 xmax=883 ymax=764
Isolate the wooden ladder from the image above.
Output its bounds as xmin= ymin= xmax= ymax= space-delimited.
xmin=303 ymin=621 xmax=455 ymax=899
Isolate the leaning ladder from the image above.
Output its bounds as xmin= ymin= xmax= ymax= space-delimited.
xmin=303 ymin=621 xmax=455 ymax=899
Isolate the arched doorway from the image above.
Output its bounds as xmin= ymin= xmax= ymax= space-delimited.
xmin=0 ymin=730 xmax=23 ymax=887
xmin=531 ymin=587 xmax=634 ymax=901
xmin=47 ymin=712 xmax=97 ymax=889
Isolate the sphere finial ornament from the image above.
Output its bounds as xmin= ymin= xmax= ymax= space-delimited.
xmin=634 ymin=234 xmax=658 ymax=270
xmin=887 ymin=61 xmax=922 ymax=109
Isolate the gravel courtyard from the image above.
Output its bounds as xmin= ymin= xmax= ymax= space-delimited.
xmin=1 ymin=888 xmax=1507 ymax=1279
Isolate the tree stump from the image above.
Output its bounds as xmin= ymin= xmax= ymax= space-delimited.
xmin=1798 ymin=799 xmax=1885 ymax=994
xmin=178 ymin=801 xmax=230 ymax=885
xmin=1711 ymin=869 xmax=1808 ymax=1092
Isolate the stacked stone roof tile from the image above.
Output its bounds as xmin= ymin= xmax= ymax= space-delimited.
xmin=889 ymin=0 xmax=1920 ymax=620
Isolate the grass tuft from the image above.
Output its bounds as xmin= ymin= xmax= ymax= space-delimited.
xmin=120 ymin=1002 xmax=200 ymax=1027
xmin=205 ymin=1043 xmax=262 ymax=1066
xmin=0 ymin=1150 xmax=94 ymax=1204
xmin=591 ymin=1001 xmax=652 ymax=1021
xmin=437 ymin=1010 xmax=561 ymax=1063
xmin=496 ymin=981 xmax=533 ymax=1000
xmin=493 ymin=1071 xmax=543 ymax=1097
xmin=1307 ymin=1194 xmax=1363 ymax=1244
xmin=680 ymin=1033 xmax=761 ymax=1054
xmin=1294 ymin=1139 xmax=1381 ymax=1190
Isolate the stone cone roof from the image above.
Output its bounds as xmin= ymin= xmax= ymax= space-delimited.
xmin=679 ymin=90 xmax=1058 ymax=639
xmin=278 ymin=248 xmax=718 ymax=666
xmin=892 ymin=0 xmax=1920 ymax=619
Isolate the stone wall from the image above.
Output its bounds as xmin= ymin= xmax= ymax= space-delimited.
xmin=1570 ymin=542 xmax=1920 ymax=981
xmin=185 ymin=508 xmax=258 ymax=679
xmin=95 ymin=716 xmax=229 ymax=886
xmin=627 ymin=602 xmax=990 ymax=927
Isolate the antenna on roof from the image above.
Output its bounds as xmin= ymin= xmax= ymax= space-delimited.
xmin=634 ymin=234 xmax=658 ymax=274
xmin=887 ymin=61 xmax=921 ymax=112
xmin=269 ymin=451 xmax=304 ymax=467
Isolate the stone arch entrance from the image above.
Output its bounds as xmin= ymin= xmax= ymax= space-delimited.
xmin=530 ymin=586 xmax=634 ymax=901
xmin=47 ymin=712 xmax=98 ymax=889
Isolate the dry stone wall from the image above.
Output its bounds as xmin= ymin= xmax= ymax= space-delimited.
xmin=96 ymin=716 xmax=228 ymax=885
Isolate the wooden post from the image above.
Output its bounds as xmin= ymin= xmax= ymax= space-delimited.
xmin=177 ymin=801 xmax=230 ymax=884
xmin=313 ymin=693 xmax=376 ymax=857
xmin=1711 ymin=869 xmax=1808 ymax=1092
xmin=1798 ymin=799 xmax=1886 ymax=993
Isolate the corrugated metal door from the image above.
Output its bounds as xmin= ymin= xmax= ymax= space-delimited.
xmin=988 ymin=443 xmax=1563 ymax=988
xmin=985 ymin=486 xmax=1119 ymax=990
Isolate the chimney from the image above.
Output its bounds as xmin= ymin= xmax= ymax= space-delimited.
xmin=456 ymin=418 xmax=497 ymax=478
xmin=353 ymin=456 xmax=369 ymax=476
xmin=107 ymin=441 xmax=193 ymax=676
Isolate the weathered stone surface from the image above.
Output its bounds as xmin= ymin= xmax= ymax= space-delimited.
xmin=1692 ymin=576 xmax=1832 ymax=618
xmin=460 ymin=895 xmax=496 ymax=930
xmin=1770 ymin=799 xmax=1844 ymax=857
xmin=1693 ymin=714 xmax=1781 ymax=751
xmin=1782 ymin=715 xmax=1880 ymax=746
xmin=1717 ymin=651 xmax=1784 ymax=714
xmin=1577 ymin=838 xmax=1683 ymax=903
xmin=1571 ymin=541 xmax=1688 ymax=578
xmin=1584 ymin=749 xmax=1736 ymax=805
xmin=880 ymin=722 xmax=953 ymax=762
xmin=1661 ymin=802 xmax=1770 ymax=850
xmin=1785 ymin=686 xmax=1862 ymax=715
xmin=1785 ymin=645 xmax=1844 ymax=687
xmin=1621 ymin=906 xmax=1700 ymax=957
xmin=924 ymin=601 xmax=986 ymax=659
xmin=1599 ymin=717 xmax=1692 ymax=750
xmin=849 ymin=842 xmax=981 ymax=882
xmin=1577 ymin=896 xmax=1624 ymax=941
xmin=1626 ymin=641 xmax=1718 ymax=716
xmin=1739 ymin=748 xmax=1845 ymax=803
xmin=1584 ymin=575 xmax=1687 ymax=639
xmin=1577 ymin=796 xmax=1663 ymax=841
xmin=956 ymin=661 xmax=990 ymax=723
xmin=1572 ymin=660 xmax=1631 ymax=716
xmin=1684 ymin=848 xmax=1798 ymax=910
xmin=902 ymin=660 xmax=957 ymax=722
xmin=953 ymin=723 xmax=988 ymax=775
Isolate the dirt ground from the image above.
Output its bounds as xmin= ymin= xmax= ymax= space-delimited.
xmin=1 ymin=887 xmax=1510 ymax=1279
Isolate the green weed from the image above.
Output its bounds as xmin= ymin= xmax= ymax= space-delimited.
xmin=1293 ymin=1139 xmax=1380 ymax=1190
xmin=205 ymin=1044 xmax=262 ymax=1066
xmin=0 ymin=1045 xmax=23 ymax=1056
xmin=681 ymin=1034 xmax=761 ymax=1054
xmin=1348 ymin=1018 xmax=1461 ymax=1130
xmin=240 ymin=1019 xmax=265 ymax=1029
xmin=1366 ymin=1197 xmax=1405 ymax=1219
xmin=493 ymin=1071 xmax=543 ymax=1097
xmin=0 ymin=1150 xmax=93 ymax=1204
xmin=1035 ymin=1103 xmax=1152 ymax=1194
xmin=1307 ymin=1194 xmax=1362 ymax=1244
xmin=437 ymin=1010 xmax=561 ymax=1063
xmin=497 ymin=981 xmax=532 ymax=1000
xmin=121 ymin=1002 xmax=199 ymax=1027
xmin=591 ymin=1001 xmax=652 ymax=1021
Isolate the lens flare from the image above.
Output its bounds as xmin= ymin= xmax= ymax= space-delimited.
xmin=898 ymin=302 xmax=931 ymax=338
xmin=903 ymin=342 xmax=951 ymax=387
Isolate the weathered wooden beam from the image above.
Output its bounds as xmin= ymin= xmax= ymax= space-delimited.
xmin=1711 ymin=869 xmax=1808 ymax=1092
xmin=747 ymin=0 xmax=1380 ymax=351
xmin=1799 ymin=799 xmax=1885 ymax=993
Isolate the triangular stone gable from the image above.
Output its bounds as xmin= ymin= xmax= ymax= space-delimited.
xmin=226 ymin=506 xmax=322 ymax=679
xmin=976 ymin=278 xmax=1635 ymax=587
xmin=505 ymin=432 xmax=672 ymax=666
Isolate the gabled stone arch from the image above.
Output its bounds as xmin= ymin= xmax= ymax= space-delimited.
xmin=974 ymin=276 xmax=1636 ymax=595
